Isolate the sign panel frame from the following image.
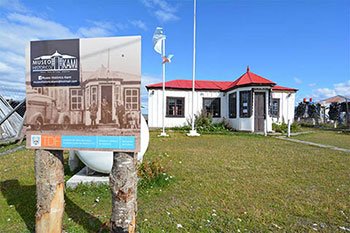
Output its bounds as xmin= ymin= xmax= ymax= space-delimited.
xmin=26 ymin=36 xmax=141 ymax=152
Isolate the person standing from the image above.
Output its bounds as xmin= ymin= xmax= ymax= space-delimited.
xmin=101 ymin=97 xmax=110 ymax=124
xmin=116 ymin=100 xmax=126 ymax=128
xmin=89 ymin=101 xmax=98 ymax=128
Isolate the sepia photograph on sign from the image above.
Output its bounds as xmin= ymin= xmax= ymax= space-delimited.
xmin=25 ymin=36 xmax=141 ymax=151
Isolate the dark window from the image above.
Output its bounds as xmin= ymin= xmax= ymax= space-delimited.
xmin=271 ymin=98 xmax=280 ymax=117
xmin=166 ymin=97 xmax=185 ymax=117
xmin=203 ymin=98 xmax=221 ymax=118
xmin=239 ymin=91 xmax=252 ymax=118
xmin=228 ymin=92 xmax=237 ymax=118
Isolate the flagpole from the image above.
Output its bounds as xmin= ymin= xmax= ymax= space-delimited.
xmin=188 ymin=0 xmax=200 ymax=136
xmin=159 ymin=36 xmax=168 ymax=137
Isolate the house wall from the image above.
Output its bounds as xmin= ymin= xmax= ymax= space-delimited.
xmin=271 ymin=91 xmax=296 ymax=124
xmin=148 ymin=87 xmax=296 ymax=132
xmin=148 ymin=89 xmax=226 ymax=128
xmin=226 ymin=86 xmax=272 ymax=132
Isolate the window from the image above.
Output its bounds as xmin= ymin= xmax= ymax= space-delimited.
xmin=271 ymin=98 xmax=280 ymax=117
xmin=33 ymin=87 xmax=43 ymax=94
xmin=203 ymin=98 xmax=221 ymax=118
xmin=90 ymin=86 xmax=98 ymax=105
xmin=125 ymin=88 xmax=139 ymax=110
xmin=70 ymin=89 xmax=83 ymax=110
xmin=166 ymin=97 xmax=184 ymax=117
xmin=228 ymin=93 xmax=237 ymax=118
xmin=115 ymin=85 xmax=120 ymax=102
xmin=239 ymin=91 xmax=252 ymax=118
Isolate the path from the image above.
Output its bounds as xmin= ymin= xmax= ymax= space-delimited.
xmin=276 ymin=136 xmax=350 ymax=153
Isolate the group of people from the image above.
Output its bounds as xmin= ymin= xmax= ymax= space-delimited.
xmin=88 ymin=97 xmax=136 ymax=129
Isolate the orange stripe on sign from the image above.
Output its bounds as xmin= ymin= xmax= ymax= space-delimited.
xmin=41 ymin=135 xmax=62 ymax=148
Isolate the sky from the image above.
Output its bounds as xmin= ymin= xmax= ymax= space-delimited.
xmin=0 ymin=0 xmax=349 ymax=113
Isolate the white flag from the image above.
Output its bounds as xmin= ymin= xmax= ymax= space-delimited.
xmin=153 ymin=27 xmax=166 ymax=55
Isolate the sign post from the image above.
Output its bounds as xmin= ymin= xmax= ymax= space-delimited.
xmin=35 ymin=150 xmax=64 ymax=233
xmin=26 ymin=36 xmax=141 ymax=232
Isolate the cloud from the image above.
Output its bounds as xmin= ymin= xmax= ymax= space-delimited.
xmin=308 ymin=83 xmax=316 ymax=87
xmin=141 ymin=0 xmax=179 ymax=22
xmin=130 ymin=20 xmax=148 ymax=31
xmin=312 ymin=80 xmax=350 ymax=100
xmin=0 ymin=0 xmax=27 ymax=12
xmin=293 ymin=77 xmax=302 ymax=84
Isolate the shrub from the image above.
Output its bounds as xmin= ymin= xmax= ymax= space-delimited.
xmin=272 ymin=122 xmax=300 ymax=133
xmin=137 ymin=158 xmax=171 ymax=189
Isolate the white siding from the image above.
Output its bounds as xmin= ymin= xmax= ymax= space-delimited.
xmin=148 ymin=87 xmax=296 ymax=132
xmin=271 ymin=92 xmax=296 ymax=124
xmin=148 ymin=89 xmax=226 ymax=128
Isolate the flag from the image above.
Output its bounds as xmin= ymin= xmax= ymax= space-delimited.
xmin=162 ymin=54 xmax=174 ymax=64
xmin=153 ymin=27 xmax=166 ymax=55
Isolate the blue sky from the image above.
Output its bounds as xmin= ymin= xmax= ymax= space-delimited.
xmin=0 ymin=0 xmax=349 ymax=111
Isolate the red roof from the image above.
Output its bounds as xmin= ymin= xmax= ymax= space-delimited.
xmin=146 ymin=67 xmax=296 ymax=92
xmin=272 ymin=85 xmax=298 ymax=92
xmin=146 ymin=79 xmax=232 ymax=91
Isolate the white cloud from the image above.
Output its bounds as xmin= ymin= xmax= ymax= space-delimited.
xmin=130 ymin=20 xmax=148 ymax=31
xmin=293 ymin=77 xmax=302 ymax=84
xmin=0 ymin=0 xmax=27 ymax=13
xmin=308 ymin=83 xmax=316 ymax=87
xmin=312 ymin=80 xmax=350 ymax=100
xmin=141 ymin=0 xmax=179 ymax=22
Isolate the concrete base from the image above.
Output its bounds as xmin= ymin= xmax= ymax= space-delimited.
xmin=187 ymin=130 xmax=200 ymax=137
xmin=66 ymin=167 xmax=109 ymax=189
xmin=158 ymin=132 xmax=169 ymax=137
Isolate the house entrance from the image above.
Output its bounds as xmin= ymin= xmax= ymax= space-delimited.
xmin=254 ymin=92 xmax=265 ymax=132
xmin=100 ymin=86 xmax=113 ymax=124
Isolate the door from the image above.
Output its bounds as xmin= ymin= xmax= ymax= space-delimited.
xmin=254 ymin=92 xmax=265 ymax=132
xmin=100 ymin=85 xmax=113 ymax=123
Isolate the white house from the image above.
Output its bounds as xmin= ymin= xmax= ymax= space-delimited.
xmin=146 ymin=67 xmax=297 ymax=132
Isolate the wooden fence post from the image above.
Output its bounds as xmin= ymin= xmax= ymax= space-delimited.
xmin=110 ymin=152 xmax=137 ymax=233
xmin=35 ymin=150 xmax=65 ymax=233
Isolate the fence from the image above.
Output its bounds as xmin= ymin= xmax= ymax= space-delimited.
xmin=0 ymin=85 xmax=26 ymax=144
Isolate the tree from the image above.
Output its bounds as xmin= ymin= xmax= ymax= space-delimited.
xmin=295 ymin=102 xmax=307 ymax=119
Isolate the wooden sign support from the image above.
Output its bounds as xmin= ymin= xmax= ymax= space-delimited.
xmin=35 ymin=150 xmax=64 ymax=233
xmin=110 ymin=152 xmax=137 ymax=233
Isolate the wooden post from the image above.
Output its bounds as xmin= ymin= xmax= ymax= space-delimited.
xmin=110 ymin=152 xmax=137 ymax=233
xmin=35 ymin=150 xmax=65 ymax=233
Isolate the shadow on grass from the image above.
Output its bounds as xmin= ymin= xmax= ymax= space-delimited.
xmin=0 ymin=180 xmax=104 ymax=233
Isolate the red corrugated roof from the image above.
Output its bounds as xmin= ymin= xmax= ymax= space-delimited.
xmin=272 ymin=85 xmax=298 ymax=92
xmin=146 ymin=67 xmax=296 ymax=92
xmin=146 ymin=79 xmax=232 ymax=90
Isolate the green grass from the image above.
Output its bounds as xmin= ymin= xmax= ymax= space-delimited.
xmin=293 ymin=130 xmax=350 ymax=149
xmin=0 ymin=131 xmax=349 ymax=232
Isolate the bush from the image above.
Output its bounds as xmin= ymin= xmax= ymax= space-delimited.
xmin=137 ymin=158 xmax=171 ymax=189
xmin=272 ymin=122 xmax=300 ymax=133
xmin=186 ymin=110 xmax=234 ymax=134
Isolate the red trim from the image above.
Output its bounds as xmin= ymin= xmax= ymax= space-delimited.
xmin=146 ymin=69 xmax=296 ymax=92
xmin=272 ymin=85 xmax=298 ymax=92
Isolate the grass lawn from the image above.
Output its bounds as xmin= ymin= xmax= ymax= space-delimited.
xmin=293 ymin=130 xmax=350 ymax=150
xmin=0 ymin=131 xmax=349 ymax=232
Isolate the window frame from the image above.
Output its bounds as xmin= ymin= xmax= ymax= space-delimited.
xmin=166 ymin=97 xmax=185 ymax=118
xmin=228 ymin=92 xmax=237 ymax=118
xmin=202 ymin=97 xmax=221 ymax=118
xmin=239 ymin=91 xmax=252 ymax=118
xmin=124 ymin=88 xmax=139 ymax=111
xmin=271 ymin=98 xmax=280 ymax=118
xmin=90 ymin=85 xmax=98 ymax=106
xmin=70 ymin=88 xmax=84 ymax=111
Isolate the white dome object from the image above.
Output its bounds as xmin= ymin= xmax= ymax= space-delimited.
xmin=75 ymin=114 xmax=149 ymax=174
